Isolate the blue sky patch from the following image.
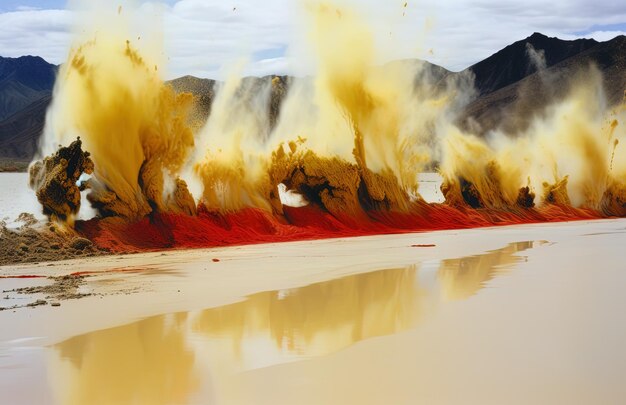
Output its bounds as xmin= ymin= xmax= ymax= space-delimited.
xmin=575 ymin=22 xmax=626 ymax=36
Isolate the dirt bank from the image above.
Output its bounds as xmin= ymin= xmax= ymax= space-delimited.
xmin=0 ymin=213 xmax=106 ymax=266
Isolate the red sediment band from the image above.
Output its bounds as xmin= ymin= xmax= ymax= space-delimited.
xmin=74 ymin=202 xmax=605 ymax=254
xmin=0 ymin=275 xmax=46 ymax=279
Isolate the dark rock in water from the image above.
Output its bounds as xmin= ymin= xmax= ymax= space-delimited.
xmin=28 ymin=137 xmax=94 ymax=221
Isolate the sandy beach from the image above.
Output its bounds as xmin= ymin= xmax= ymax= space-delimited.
xmin=2 ymin=218 xmax=625 ymax=404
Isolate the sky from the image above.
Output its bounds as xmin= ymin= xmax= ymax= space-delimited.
xmin=0 ymin=0 xmax=625 ymax=79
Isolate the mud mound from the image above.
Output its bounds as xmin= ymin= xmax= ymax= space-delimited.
xmin=29 ymin=137 xmax=93 ymax=221
xmin=268 ymin=141 xmax=413 ymax=223
xmin=0 ymin=218 xmax=106 ymax=266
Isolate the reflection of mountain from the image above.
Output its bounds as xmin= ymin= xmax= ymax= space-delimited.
xmin=438 ymin=241 xmax=536 ymax=301
xmin=53 ymin=313 xmax=200 ymax=405
xmin=50 ymin=241 xmax=539 ymax=402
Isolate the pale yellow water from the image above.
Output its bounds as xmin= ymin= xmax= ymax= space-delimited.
xmin=49 ymin=242 xmax=534 ymax=405
xmin=2 ymin=219 xmax=626 ymax=404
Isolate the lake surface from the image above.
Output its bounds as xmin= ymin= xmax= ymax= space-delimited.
xmin=1 ymin=217 xmax=626 ymax=404
xmin=0 ymin=173 xmax=45 ymax=224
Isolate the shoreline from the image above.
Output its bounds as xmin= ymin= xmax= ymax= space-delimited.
xmin=0 ymin=208 xmax=608 ymax=268
xmin=0 ymin=203 xmax=607 ymax=267
xmin=2 ymin=217 xmax=626 ymax=404
xmin=0 ymin=160 xmax=29 ymax=173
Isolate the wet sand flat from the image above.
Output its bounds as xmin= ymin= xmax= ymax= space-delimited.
xmin=1 ymin=219 xmax=626 ymax=404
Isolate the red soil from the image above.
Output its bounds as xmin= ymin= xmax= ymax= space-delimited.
xmin=75 ymin=202 xmax=605 ymax=254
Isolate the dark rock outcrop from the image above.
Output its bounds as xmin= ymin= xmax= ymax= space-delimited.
xmin=29 ymin=138 xmax=94 ymax=221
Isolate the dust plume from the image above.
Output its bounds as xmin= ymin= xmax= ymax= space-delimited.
xmin=191 ymin=73 xmax=276 ymax=213
xmin=25 ymin=0 xmax=626 ymax=258
xmin=38 ymin=1 xmax=196 ymax=222
xmin=190 ymin=2 xmax=468 ymax=218
xmin=440 ymin=68 xmax=626 ymax=215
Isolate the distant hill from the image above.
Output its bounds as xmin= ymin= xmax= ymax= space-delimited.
xmin=168 ymin=74 xmax=290 ymax=132
xmin=2 ymin=33 xmax=626 ymax=168
xmin=168 ymin=75 xmax=217 ymax=126
xmin=0 ymin=56 xmax=56 ymax=121
xmin=0 ymin=94 xmax=51 ymax=160
xmin=167 ymin=60 xmax=451 ymax=135
xmin=467 ymin=33 xmax=599 ymax=96
xmin=0 ymin=56 xmax=56 ymax=165
xmin=461 ymin=34 xmax=626 ymax=134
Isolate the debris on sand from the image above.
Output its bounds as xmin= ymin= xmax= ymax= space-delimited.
xmin=1 ymin=274 xmax=90 ymax=310
xmin=8 ymin=274 xmax=91 ymax=301
xmin=27 ymin=299 xmax=48 ymax=307
xmin=70 ymin=237 xmax=93 ymax=251
xmin=17 ymin=213 xmax=38 ymax=227
xmin=0 ymin=219 xmax=106 ymax=266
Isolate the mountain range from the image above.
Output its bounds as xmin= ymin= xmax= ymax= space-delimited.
xmin=1 ymin=32 xmax=625 ymax=168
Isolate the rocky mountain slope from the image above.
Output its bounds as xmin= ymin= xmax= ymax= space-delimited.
xmin=460 ymin=34 xmax=626 ymax=134
xmin=466 ymin=32 xmax=599 ymax=96
xmin=1 ymin=33 xmax=625 ymax=166
xmin=0 ymin=56 xmax=56 ymax=121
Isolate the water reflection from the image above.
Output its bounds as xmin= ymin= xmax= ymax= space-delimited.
xmin=50 ymin=241 xmax=539 ymax=404
xmin=438 ymin=241 xmax=537 ymax=300
xmin=192 ymin=265 xmax=421 ymax=358
xmin=51 ymin=313 xmax=199 ymax=405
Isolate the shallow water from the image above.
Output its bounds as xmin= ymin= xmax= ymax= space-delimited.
xmin=1 ymin=221 xmax=622 ymax=405
xmin=48 ymin=242 xmax=536 ymax=405
xmin=0 ymin=173 xmax=45 ymax=224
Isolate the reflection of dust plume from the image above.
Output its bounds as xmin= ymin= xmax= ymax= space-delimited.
xmin=51 ymin=313 xmax=199 ymax=405
xmin=47 ymin=241 xmax=539 ymax=401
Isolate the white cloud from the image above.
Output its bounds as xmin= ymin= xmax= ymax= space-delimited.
xmin=0 ymin=0 xmax=625 ymax=79
xmin=160 ymin=0 xmax=295 ymax=78
xmin=15 ymin=6 xmax=41 ymax=11
xmin=0 ymin=9 xmax=72 ymax=59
